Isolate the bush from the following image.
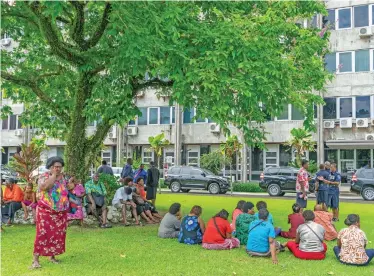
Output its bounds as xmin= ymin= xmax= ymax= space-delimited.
xmin=99 ymin=173 xmax=121 ymax=204
xmin=232 ymin=182 xmax=265 ymax=193
xmin=159 ymin=178 xmax=167 ymax=188
xmin=200 ymin=151 xmax=228 ymax=175
xmin=288 ymin=159 xmax=318 ymax=174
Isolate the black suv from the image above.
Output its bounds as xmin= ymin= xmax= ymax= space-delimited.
xmin=351 ymin=168 xmax=374 ymax=201
xmin=164 ymin=166 xmax=230 ymax=194
xmin=259 ymin=166 xmax=315 ymax=196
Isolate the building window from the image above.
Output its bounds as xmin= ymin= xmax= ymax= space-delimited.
xmin=187 ymin=151 xmax=199 ymax=166
xmin=323 ymin=98 xmax=336 ymax=119
xmin=2 ymin=116 xmax=9 ymax=130
xmin=142 ymin=148 xmax=153 ymax=164
xmin=17 ymin=116 xmax=22 ymax=129
xmin=148 ymin=107 xmax=159 ymax=125
xmin=57 ymin=147 xmax=65 ymax=158
xmin=128 ymin=119 xmax=136 ymax=126
xmin=356 ymin=96 xmax=371 ymax=118
xmin=338 ymin=52 xmax=353 ymax=73
xmin=291 ymin=105 xmax=304 ymax=120
xmin=265 ymin=151 xmax=277 ymax=167
xmin=164 ymin=151 xmax=175 ymax=166
xmin=325 ymin=53 xmax=336 ymax=73
xmin=337 ymin=8 xmax=352 ymax=29
xmin=325 ymin=149 xmax=337 ymax=163
xmin=323 ymin=9 xmax=336 ymax=30
xmin=9 ymin=115 xmax=17 ymax=130
xmin=277 ymin=103 xmax=289 ymax=120
xmin=339 ymin=98 xmax=353 ymax=118
xmin=183 ymin=108 xmax=194 ymax=123
xmin=200 ymin=145 xmax=210 ymax=156
xmin=355 ymin=50 xmax=370 ymax=72
xmin=372 ymin=5 xmax=374 ymax=25
xmin=101 ymin=150 xmax=111 ymax=166
xmin=171 ymin=107 xmax=176 ymax=124
xmin=357 ymin=149 xmax=371 ymax=169
xmin=251 ymin=147 xmax=263 ymax=179
xmin=340 ymin=149 xmax=354 ymax=173
xmin=160 ymin=107 xmax=171 ymax=124
xmin=354 ymin=5 xmax=369 ymax=27
xmin=138 ymin=107 xmax=147 ymax=125
xmin=279 ymin=145 xmax=291 ymax=167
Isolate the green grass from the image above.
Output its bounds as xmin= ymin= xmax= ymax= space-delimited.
xmin=2 ymin=194 xmax=373 ymax=276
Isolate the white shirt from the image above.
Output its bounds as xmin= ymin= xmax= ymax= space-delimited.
xmin=112 ymin=187 xmax=132 ymax=206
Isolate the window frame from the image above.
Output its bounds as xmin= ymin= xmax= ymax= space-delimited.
xmin=353 ymin=5 xmax=370 ymax=28
xmin=142 ymin=148 xmax=154 ymax=164
xmin=160 ymin=106 xmax=172 ymax=125
xmin=194 ymin=108 xmax=209 ymax=124
xmin=371 ymin=49 xmax=374 ymax=72
xmin=336 ymin=51 xmax=355 ymax=74
xmin=371 ymin=4 xmax=374 ymax=26
xmin=275 ymin=104 xmax=291 ymax=121
xmin=1 ymin=116 xmax=9 ymax=130
xmin=336 ymin=7 xmax=352 ymax=30
xmin=291 ymin=105 xmax=305 ymax=121
xmin=137 ymin=107 xmax=148 ymax=126
xmin=355 ymin=96 xmax=371 ymax=119
xmin=148 ymin=107 xmax=160 ymax=125
xmin=9 ymin=114 xmax=18 ymax=130
xmin=355 ymin=49 xmax=370 ymax=72
xmin=337 ymin=97 xmax=354 ymax=119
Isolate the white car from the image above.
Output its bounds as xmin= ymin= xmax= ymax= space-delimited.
xmin=111 ymin=167 xmax=123 ymax=178
xmin=32 ymin=166 xmax=49 ymax=177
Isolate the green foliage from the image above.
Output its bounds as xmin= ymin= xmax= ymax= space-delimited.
xmin=285 ymin=127 xmax=316 ymax=167
xmin=131 ymin=154 xmax=148 ymax=171
xmin=220 ymin=135 xmax=242 ymax=162
xmin=98 ymin=173 xmax=121 ymax=205
xmin=232 ymin=182 xmax=265 ymax=193
xmin=200 ymin=151 xmax=228 ymax=175
xmin=289 ymin=159 xmax=318 ymax=174
xmin=1 ymin=1 xmax=331 ymax=179
xmin=148 ymin=133 xmax=170 ymax=168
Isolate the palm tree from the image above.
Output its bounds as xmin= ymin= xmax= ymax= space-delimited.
xmin=220 ymin=135 xmax=242 ymax=195
xmin=148 ymin=133 xmax=170 ymax=193
xmin=285 ymin=128 xmax=316 ymax=167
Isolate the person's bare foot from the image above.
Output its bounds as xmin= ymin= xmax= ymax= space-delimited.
xmin=49 ymin=256 xmax=60 ymax=264
xmin=29 ymin=261 xmax=41 ymax=269
xmin=24 ymin=212 xmax=29 ymax=220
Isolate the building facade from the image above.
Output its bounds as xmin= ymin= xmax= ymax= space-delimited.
xmin=1 ymin=0 xmax=373 ymax=181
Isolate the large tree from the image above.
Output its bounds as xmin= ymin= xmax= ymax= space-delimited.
xmin=1 ymin=1 xmax=331 ymax=180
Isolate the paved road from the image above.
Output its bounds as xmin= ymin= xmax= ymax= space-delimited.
xmin=160 ymin=189 xmax=372 ymax=204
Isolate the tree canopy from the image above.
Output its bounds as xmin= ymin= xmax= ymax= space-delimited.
xmin=1 ymin=1 xmax=331 ymax=179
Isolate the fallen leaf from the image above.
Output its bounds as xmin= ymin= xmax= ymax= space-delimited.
xmin=233 ymin=272 xmax=236 ymax=275
xmin=120 ymin=254 xmax=126 ymax=258
xmin=327 ymin=272 xmax=334 ymax=275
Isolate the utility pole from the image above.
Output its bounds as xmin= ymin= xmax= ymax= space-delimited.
xmin=317 ymin=92 xmax=324 ymax=164
xmin=174 ymin=103 xmax=182 ymax=166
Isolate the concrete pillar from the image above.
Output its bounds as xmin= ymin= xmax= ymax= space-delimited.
xmin=116 ymin=125 xmax=123 ymax=166
xmin=317 ymin=97 xmax=324 ymax=164
xmin=174 ymin=103 xmax=182 ymax=166
xmin=241 ymin=144 xmax=248 ymax=182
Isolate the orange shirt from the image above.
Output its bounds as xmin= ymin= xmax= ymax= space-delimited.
xmin=137 ymin=185 xmax=146 ymax=200
xmin=3 ymin=184 xmax=24 ymax=202
xmin=314 ymin=211 xmax=338 ymax=241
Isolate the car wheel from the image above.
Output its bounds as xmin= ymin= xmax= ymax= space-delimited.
xmin=279 ymin=192 xmax=285 ymax=196
xmin=219 ymin=191 xmax=227 ymax=194
xmin=267 ymin=183 xmax=282 ymax=196
xmin=170 ymin=181 xmax=181 ymax=193
xmin=208 ymin=183 xmax=220 ymax=194
xmin=181 ymin=189 xmax=190 ymax=193
xmin=362 ymin=186 xmax=374 ymax=201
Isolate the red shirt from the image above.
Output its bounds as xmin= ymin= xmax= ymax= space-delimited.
xmin=286 ymin=213 xmax=304 ymax=238
xmin=203 ymin=217 xmax=231 ymax=244
xmin=137 ymin=185 xmax=146 ymax=199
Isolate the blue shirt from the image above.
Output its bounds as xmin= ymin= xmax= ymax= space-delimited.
xmin=134 ymin=169 xmax=147 ymax=184
xmin=328 ymin=171 xmax=341 ymax=195
xmin=121 ymin=164 xmax=134 ymax=179
xmin=315 ymin=169 xmax=330 ymax=191
xmin=254 ymin=212 xmax=274 ymax=225
xmin=246 ymin=220 xmax=275 ymax=253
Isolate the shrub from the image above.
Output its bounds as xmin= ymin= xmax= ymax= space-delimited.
xmin=232 ymin=182 xmax=265 ymax=193
xmin=99 ymin=173 xmax=121 ymax=204
xmin=200 ymin=151 xmax=228 ymax=175
xmin=288 ymin=159 xmax=318 ymax=174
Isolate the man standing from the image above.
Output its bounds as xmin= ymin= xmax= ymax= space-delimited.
xmin=121 ymin=158 xmax=134 ymax=179
xmin=315 ymin=164 xmax=330 ymax=209
xmin=134 ymin=164 xmax=147 ymax=184
xmin=97 ymin=160 xmax=114 ymax=175
xmin=321 ymin=163 xmax=341 ymax=222
xmin=146 ymin=161 xmax=160 ymax=207
xmin=1 ymin=178 xmax=24 ymax=225
xmin=296 ymin=160 xmax=309 ymax=212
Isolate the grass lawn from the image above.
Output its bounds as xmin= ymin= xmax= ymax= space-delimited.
xmin=1 ymin=194 xmax=374 ymax=276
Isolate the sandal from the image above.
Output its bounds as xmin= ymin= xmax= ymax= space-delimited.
xmin=29 ymin=262 xmax=42 ymax=269
xmin=100 ymin=223 xmax=112 ymax=229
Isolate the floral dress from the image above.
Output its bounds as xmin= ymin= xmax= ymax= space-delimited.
xmin=178 ymin=215 xmax=203 ymax=245
xmin=67 ymin=184 xmax=85 ymax=221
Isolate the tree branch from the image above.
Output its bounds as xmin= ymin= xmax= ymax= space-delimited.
xmin=69 ymin=1 xmax=85 ymax=49
xmin=85 ymin=118 xmax=112 ymax=153
xmin=131 ymin=77 xmax=174 ymax=96
xmin=85 ymin=2 xmax=112 ymax=49
xmin=1 ymin=71 xmax=70 ymax=123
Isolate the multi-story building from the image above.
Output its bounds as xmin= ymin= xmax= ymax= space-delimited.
xmin=1 ymin=0 xmax=373 ymax=182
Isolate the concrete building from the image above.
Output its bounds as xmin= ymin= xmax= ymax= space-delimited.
xmin=1 ymin=0 xmax=373 ymax=182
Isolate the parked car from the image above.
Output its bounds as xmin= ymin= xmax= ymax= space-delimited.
xmin=164 ymin=166 xmax=230 ymax=194
xmin=1 ymin=165 xmax=19 ymax=183
xmin=259 ymin=166 xmax=315 ymax=196
xmin=110 ymin=167 xmax=123 ymax=178
xmin=350 ymin=168 xmax=374 ymax=201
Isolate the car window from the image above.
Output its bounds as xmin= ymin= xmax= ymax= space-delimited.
xmin=358 ymin=169 xmax=374 ymax=179
xmin=267 ymin=168 xmax=280 ymax=175
xmin=169 ymin=168 xmax=181 ymax=174
xmin=181 ymin=168 xmax=190 ymax=174
xmin=191 ymin=169 xmax=203 ymax=175
xmin=279 ymin=169 xmax=292 ymax=176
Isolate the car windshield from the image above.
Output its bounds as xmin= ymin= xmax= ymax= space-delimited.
xmin=201 ymin=169 xmax=214 ymax=175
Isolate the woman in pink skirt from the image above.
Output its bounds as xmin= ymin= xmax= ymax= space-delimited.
xmin=202 ymin=209 xmax=240 ymax=250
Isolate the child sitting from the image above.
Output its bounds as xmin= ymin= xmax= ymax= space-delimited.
xmin=231 ymin=200 xmax=245 ymax=231
xmin=255 ymin=201 xmax=281 ymax=236
xmin=280 ymin=203 xmax=304 ymax=239
xmin=235 ymin=202 xmax=256 ymax=245
xmin=314 ymin=204 xmax=337 ymax=241
xmin=21 ymin=183 xmax=37 ymax=220
xmin=68 ymin=190 xmax=79 ymax=214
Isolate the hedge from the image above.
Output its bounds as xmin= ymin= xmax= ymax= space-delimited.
xmin=232 ymin=182 xmax=265 ymax=193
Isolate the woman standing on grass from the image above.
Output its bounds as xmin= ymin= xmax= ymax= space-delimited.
xmin=31 ymin=157 xmax=74 ymax=269
xmin=178 ymin=205 xmax=205 ymax=245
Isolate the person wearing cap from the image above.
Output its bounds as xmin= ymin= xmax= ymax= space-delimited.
xmin=234 ymin=201 xmax=256 ymax=245
xmin=1 ymin=178 xmax=24 ymax=226
xmin=334 ymin=214 xmax=374 ymax=266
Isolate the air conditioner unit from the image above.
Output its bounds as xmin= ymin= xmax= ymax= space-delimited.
xmin=136 ymin=91 xmax=145 ymax=97
xmin=14 ymin=129 xmax=23 ymax=136
xmin=323 ymin=121 xmax=335 ymax=129
xmin=365 ymin=133 xmax=374 ymax=141
xmin=127 ymin=126 xmax=138 ymax=136
xmin=209 ymin=123 xmax=220 ymax=133
xmin=1 ymin=38 xmax=11 ymax=47
xmin=340 ymin=118 xmax=352 ymax=128
xmin=107 ymin=126 xmax=117 ymax=139
xmin=359 ymin=26 xmax=373 ymax=37
xmin=356 ymin=118 xmax=369 ymax=128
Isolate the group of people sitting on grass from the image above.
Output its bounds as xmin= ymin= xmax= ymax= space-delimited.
xmin=157 ymin=200 xmax=374 ymax=266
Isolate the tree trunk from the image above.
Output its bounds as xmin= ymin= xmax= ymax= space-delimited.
xmin=158 ymin=154 xmax=161 ymax=194
xmin=230 ymin=162 xmax=233 ymax=196
xmin=296 ymin=153 xmax=302 ymax=168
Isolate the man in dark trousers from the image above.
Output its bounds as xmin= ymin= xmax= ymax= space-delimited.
xmin=121 ymin=158 xmax=134 ymax=180
xmin=97 ymin=160 xmax=114 ymax=175
xmin=146 ymin=161 xmax=160 ymax=207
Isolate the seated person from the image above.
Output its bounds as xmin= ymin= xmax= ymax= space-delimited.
xmin=314 ymin=204 xmax=337 ymax=241
xmin=280 ymin=203 xmax=304 ymax=239
xmin=132 ymin=188 xmax=159 ymax=224
xmin=67 ymin=178 xmax=85 ymax=222
xmin=286 ymin=210 xmax=327 ymax=260
xmin=334 ymin=214 xmax=374 ymax=266
xmin=21 ymin=183 xmax=37 ymax=220
xmin=203 ymin=209 xmax=240 ymax=250
xmin=135 ymin=177 xmax=162 ymax=220
xmin=255 ymin=201 xmax=281 ymax=236
xmin=235 ymin=202 xmax=256 ymax=245
xmin=1 ymin=178 xmax=24 ymax=226
xmin=246 ymin=209 xmax=280 ymax=264
xmin=112 ymin=177 xmax=140 ymax=226
xmin=85 ymin=173 xmax=112 ymax=228
xmin=231 ymin=200 xmax=245 ymax=232
xmin=179 ymin=205 xmax=205 ymax=245
xmin=158 ymin=203 xmax=182 ymax=238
